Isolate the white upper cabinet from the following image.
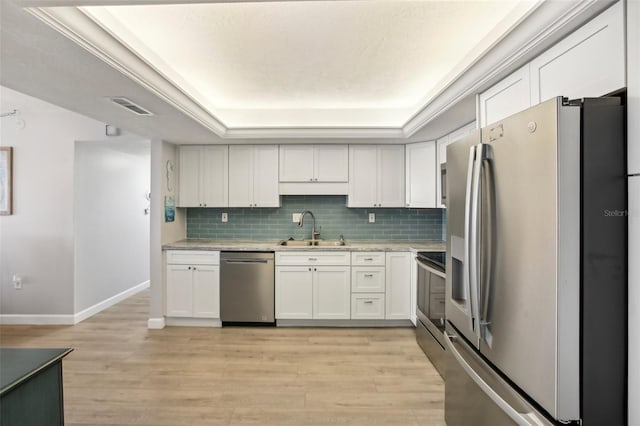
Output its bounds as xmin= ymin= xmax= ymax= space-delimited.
xmin=279 ymin=145 xmax=348 ymax=182
xmin=348 ymin=145 xmax=405 ymax=208
xmin=279 ymin=145 xmax=349 ymax=195
xmin=314 ymin=145 xmax=349 ymax=182
xmin=530 ymin=2 xmax=625 ymax=105
xmin=229 ymin=145 xmax=279 ymax=208
xmin=436 ymin=122 xmax=476 ymax=208
xmin=405 ymin=141 xmax=437 ymax=208
xmin=348 ymin=146 xmax=378 ymax=206
xmin=479 ymin=64 xmax=531 ymax=127
xmin=278 ymin=145 xmax=314 ymax=182
xmin=178 ymin=146 xmax=228 ymax=207
xmin=628 ymin=0 xmax=640 ymax=175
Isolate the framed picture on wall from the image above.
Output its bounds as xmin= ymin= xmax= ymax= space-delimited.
xmin=0 ymin=147 xmax=13 ymax=215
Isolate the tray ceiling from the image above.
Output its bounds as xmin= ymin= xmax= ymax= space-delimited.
xmin=67 ymin=0 xmax=538 ymax=132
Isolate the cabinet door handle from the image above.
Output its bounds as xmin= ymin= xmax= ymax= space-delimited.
xmin=188 ymin=266 xmax=192 ymax=270
xmin=308 ymin=267 xmax=312 ymax=271
xmin=364 ymin=300 xmax=374 ymax=304
xmin=314 ymin=268 xmax=317 ymax=272
xmin=193 ymin=267 xmax=197 ymax=270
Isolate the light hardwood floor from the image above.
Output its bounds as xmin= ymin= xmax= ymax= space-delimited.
xmin=0 ymin=290 xmax=445 ymax=426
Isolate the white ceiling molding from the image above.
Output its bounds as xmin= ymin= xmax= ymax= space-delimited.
xmin=26 ymin=6 xmax=229 ymax=137
xmin=402 ymin=0 xmax=616 ymax=137
xmin=224 ymin=127 xmax=405 ymax=140
xmin=24 ymin=0 xmax=616 ymax=141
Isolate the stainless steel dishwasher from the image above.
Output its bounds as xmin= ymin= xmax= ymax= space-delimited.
xmin=220 ymin=252 xmax=275 ymax=325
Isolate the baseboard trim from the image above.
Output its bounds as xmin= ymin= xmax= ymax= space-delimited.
xmin=73 ymin=280 xmax=150 ymax=324
xmin=147 ymin=317 xmax=166 ymax=329
xmin=276 ymin=319 xmax=413 ymax=327
xmin=0 ymin=280 xmax=150 ymax=325
xmin=0 ymin=314 xmax=76 ymax=325
xmin=165 ymin=317 xmax=221 ymax=328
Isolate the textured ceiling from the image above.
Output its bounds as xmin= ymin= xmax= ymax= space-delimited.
xmin=81 ymin=1 xmax=537 ymax=128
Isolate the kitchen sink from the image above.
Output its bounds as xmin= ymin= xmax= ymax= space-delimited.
xmin=278 ymin=240 xmax=313 ymax=246
xmin=312 ymin=240 xmax=346 ymax=246
xmin=278 ymin=239 xmax=347 ymax=247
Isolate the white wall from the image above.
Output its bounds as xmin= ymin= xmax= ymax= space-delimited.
xmin=0 ymin=86 xmax=105 ymax=317
xmin=148 ymin=139 xmax=185 ymax=327
xmin=74 ymin=139 xmax=150 ymax=313
xmin=0 ymin=85 xmax=150 ymax=322
xmin=627 ymin=1 xmax=640 ymax=424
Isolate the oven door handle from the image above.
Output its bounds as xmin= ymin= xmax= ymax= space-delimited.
xmin=416 ymin=259 xmax=446 ymax=279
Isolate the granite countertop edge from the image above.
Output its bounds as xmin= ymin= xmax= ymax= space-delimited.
xmin=162 ymin=239 xmax=445 ymax=252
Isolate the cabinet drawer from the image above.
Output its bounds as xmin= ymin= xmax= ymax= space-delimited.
xmin=351 ymin=267 xmax=385 ymax=292
xmin=275 ymin=251 xmax=350 ymax=266
xmin=351 ymin=252 xmax=385 ymax=266
xmin=166 ymin=250 xmax=220 ymax=265
xmin=351 ymin=293 xmax=385 ymax=319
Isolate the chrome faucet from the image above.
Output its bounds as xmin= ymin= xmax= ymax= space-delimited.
xmin=298 ymin=210 xmax=320 ymax=242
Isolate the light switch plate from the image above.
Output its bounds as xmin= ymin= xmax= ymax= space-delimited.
xmin=368 ymin=213 xmax=375 ymax=223
xmin=221 ymin=213 xmax=228 ymax=223
xmin=293 ymin=213 xmax=302 ymax=223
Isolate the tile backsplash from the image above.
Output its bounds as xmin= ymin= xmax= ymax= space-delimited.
xmin=187 ymin=195 xmax=444 ymax=240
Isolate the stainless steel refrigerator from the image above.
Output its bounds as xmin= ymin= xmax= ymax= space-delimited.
xmin=444 ymin=97 xmax=627 ymax=425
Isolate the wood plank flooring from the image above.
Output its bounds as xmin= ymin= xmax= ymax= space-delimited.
xmin=0 ymin=291 xmax=445 ymax=425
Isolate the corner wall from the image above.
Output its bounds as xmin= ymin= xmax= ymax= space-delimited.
xmin=149 ymin=139 xmax=186 ymax=328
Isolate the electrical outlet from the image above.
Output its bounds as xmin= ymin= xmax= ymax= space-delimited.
xmin=13 ymin=274 xmax=22 ymax=290
xmin=293 ymin=213 xmax=302 ymax=223
xmin=221 ymin=213 xmax=228 ymax=223
xmin=368 ymin=213 xmax=376 ymax=223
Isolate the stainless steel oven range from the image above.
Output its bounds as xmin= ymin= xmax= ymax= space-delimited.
xmin=415 ymin=251 xmax=446 ymax=377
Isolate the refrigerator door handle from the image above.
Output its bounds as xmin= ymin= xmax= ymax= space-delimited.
xmin=464 ymin=145 xmax=477 ymax=337
xmin=479 ymin=145 xmax=495 ymax=329
xmin=469 ymin=143 xmax=483 ymax=341
xmin=444 ymin=331 xmax=545 ymax=426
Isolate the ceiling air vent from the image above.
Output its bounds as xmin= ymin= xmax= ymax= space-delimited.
xmin=109 ymin=97 xmax=153 ymax=116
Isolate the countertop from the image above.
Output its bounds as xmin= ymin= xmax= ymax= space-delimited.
xmin=163 ymin=239 xmax=445 ymax=252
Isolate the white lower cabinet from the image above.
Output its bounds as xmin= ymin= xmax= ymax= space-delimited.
xmin=166 ymin=265 xmax=193 ymax=317
xmin=313 ymin=267 xmax=351 ymax=319
xmin=385 ymin=252 xmax=412 ymax=320
xmin=351 ymin=293 xmax=385 ymax=320
xmin=272 ymin=250 xmax=414 ymax=323
xmin=165 ymin=251 xmax=220 ymax=319
xmin=275 ymin=266 xmax=313 ymax=319
xmin=351 ymin=267 xmax=385 ymax=292
xmin=275 ymin=252 xmax=350 ymax=320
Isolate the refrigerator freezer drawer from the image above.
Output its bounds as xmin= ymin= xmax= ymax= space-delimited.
xmin=444 ymin=324 xmax=552 ymax=426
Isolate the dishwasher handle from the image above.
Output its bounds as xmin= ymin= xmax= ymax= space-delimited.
xmin=223 ymin=259 xmax=270 ymax=264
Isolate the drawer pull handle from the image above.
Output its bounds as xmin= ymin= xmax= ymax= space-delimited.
xmin=364 ymin=274 xmax=374 ymax=277
xmin=364 ymin=300 xmax=374 ymax=304
xmin=308 ymin=258 xmax=318 ymax=261
xmin=364 ymin=258 xmax=374 ymax=261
